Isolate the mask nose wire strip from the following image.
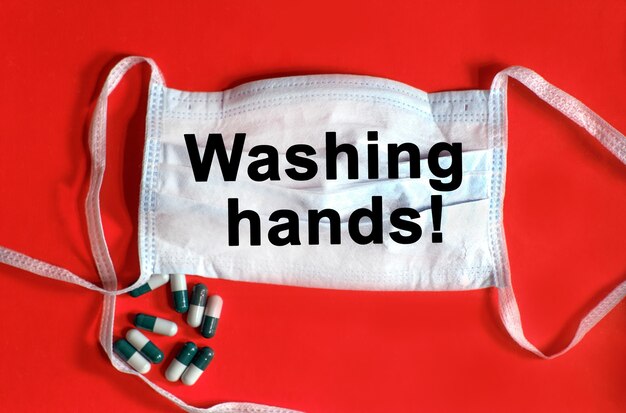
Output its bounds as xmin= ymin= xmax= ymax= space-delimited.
xmin=488 ymin=66 xmax=626 ymax=359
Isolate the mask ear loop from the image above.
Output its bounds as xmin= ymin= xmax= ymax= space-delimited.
xmin=85 ymin=57 xmax=163 ymax=376
xmin=0 ymin=56 xmax=299 ymax=412
xmin=487 ymin=66 xmax=626 ymax=359
xmin=0 ymin=56 xmax=165 ymax=294
xmin=86 ymin=56 xmax=164 ymax=295
xmin=0 ymin=58 xmax=168 ymax=388
xmin=87 ymin=57 xmax=301 ymax=413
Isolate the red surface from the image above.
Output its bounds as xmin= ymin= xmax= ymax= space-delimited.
xmin=0 ymin=1 xmax=624 ymax=412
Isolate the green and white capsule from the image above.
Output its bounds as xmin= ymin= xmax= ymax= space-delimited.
xmin=129 ymin=274 xmax=170 ymax=297
xmin=134 ymin=313 xmax=178 ymax=336
xmin=181 ymin=347 xmax=214 ymax=386
xmin=187 ymin=284 xmax=208 ymax=328
xmin=165 ymin=342 xmax=198 ymax=382
xmin=170 ymin=274 xmax=189 ymax=313
xmin=200 ymin=295 xmax=223 ymax=338
xmin=126 ymin=329 xmax=164 ymax=364
xmin=113 ymin=339 xmax=151 ymax=374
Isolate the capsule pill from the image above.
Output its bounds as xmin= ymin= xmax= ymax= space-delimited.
xmin=126 ymin=329 xmax=164 ymax=364
xmin=181 ymin=347 xmax=214 ymax=386
xmin=165 ymin=342 xmax=198 ymax=382
xmin=134 ymin=313 xmax=178 ymax=336
xmin=200 ymin=295 xmax=222 ymax=338
xmin=187 ymin=284 xmax=208 ymax=328
xmin=129 ymin=274 xmax=169 ymax=297
xmin=113 ymin=339 xmax=151 ymax=374
xmin=170 ymin=274 xmax=189 ymax=313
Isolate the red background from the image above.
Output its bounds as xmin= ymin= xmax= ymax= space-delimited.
xmin=0 ymin=1 xmax=624 ymax=412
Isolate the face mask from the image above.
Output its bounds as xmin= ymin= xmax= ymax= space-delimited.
xmin=0 ymin=56 xmax=623 ymax=413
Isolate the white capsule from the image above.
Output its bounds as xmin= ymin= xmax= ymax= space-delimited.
xmin=181 ymin=364 xmax=204 ymax=386
xmin=170 ymin=274 xmax=189 ymax=313
xmin=127 ymin=352 xmax=151 ymax=374
xmin=165 ymin=359 xmax=188 ymax=382
xmin=129 ymin=274 xmax=170 ymax=297
xmin=170 ymin=274 xmax=187 ymax=291
xmin=113 ymin=339 xmax=151 ymax=374
xmin=154 ymin=317 xmax=178 ymax=336
xmin=201 ymin=295 xmax=223 ymax=338
xmin=126 ymin=329 xmax=150 ymax=349
xmin=181 ymin=347 xmax=213 ymax=385
xmin=165 ymin=342 xmax=198 ymax=382
xmin=187 ymin=284 xmax=208 ymax=328
xmin=134 ymin=313 xmax=178 ymax=336
xmin=187 ymin=305 xmax=203 ymax=328
xmin=125 ymin=329 xmax=164 ymax=364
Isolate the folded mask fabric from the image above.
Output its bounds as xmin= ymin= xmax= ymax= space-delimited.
xmin=152 ymin=82 xmax=493 ymax=291
xmin=0 ymin=56 xmax=624 ymax=413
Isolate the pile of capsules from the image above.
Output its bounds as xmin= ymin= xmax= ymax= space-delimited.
xmin=113 ymin=274 xmax=223 ymax=386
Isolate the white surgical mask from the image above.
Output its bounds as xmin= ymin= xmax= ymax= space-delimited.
xmin=0 ymin=56 xmax=624 ymax=413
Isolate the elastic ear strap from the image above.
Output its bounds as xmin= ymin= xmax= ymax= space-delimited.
xmin=0 ymin=57 xmax=299 ymax=412
xmin=502 ymin=67 xmax=626 ymax=163
xmin=0 ymin=246 xmax=107 ymax=292
xmin=0 ymin=57 xmax=165 ymax=296
xmin=84 ymin=56 xmax=163 ymax=405
xmin=489 ymin=66 xmax=626 ymax=359
xmin=89 ymin=58 xmax=301 ymax=413
xmin=86 ymin=56 xmax=164 ymax=295
xmin=498 ymin=280 xmax=626 ymax=359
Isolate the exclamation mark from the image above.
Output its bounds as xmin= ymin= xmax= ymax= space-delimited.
xmin=431 ymin=195 xmax=442 ymax=243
